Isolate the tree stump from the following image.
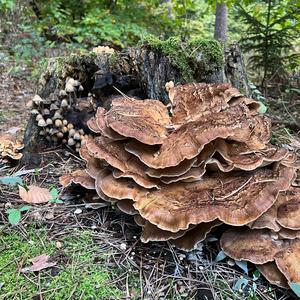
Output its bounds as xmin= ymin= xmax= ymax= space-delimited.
xmin=21 ymin=40 xmax=250 ymax=166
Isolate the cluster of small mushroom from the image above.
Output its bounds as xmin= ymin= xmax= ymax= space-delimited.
xmin=31 ymin=78 xmax=87 ymax=152
xmin=60 ymin=83 xmax=300 ymax=291
xmin=0 ymin=135 xmax=24 ymax=165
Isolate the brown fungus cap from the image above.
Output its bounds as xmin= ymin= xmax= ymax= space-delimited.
xmin=86 ymin=137 xmax=159 ymax=188
xmin=277 ymin=187 xmax=300 ymax=230
xmin=169 ymin=83 xmax=242 ymax=124
xmin=59 ymin=169 xmax=95 ymax=189
xmin=116 ymin=199 xmax=137 ymax=215
xmin=126 ymin=105 xmax=271 ymax=169
xmin=105 ymin=97 xmax=171 ymax=145
xmin=87 ymin=116 xmax=101 ymax=133
xmin=141 ymin=221 xmax=188 ymax=243
xmin=160 ymin=163 xmax=207 ymax=184
xmin=220 ymin=228 xmax=289 ymax=264
xmin=257 ymin=262 xmax=288 ymax=288
xmin=172 ymin=220 xmax=222 ymax=251
xmin=95 ymin=169 xmax=147 ymax=201
xmin=95 ymin=107 xmax=126 ymax=140
xmin=0 ymin=134 xmax=24 ymax=160
xmin=275 ymin=240 xmax=300 ymax=283
xmin=250 ymin=186 xmax=300 ymax=232
xmin=134 ymin=214 xmax=147 ymax=227
xmin=214 ymin=140 xmax=288 ymax=171
xmin=133 ymin=165 xmax=294 ymax=232
xmin=248 ymin=203 xmax=281 ymax=232
xmin=278 ymin=228 xmax=300 ymax=240
xmin=146 ymin=158 xmax=197 ymax=178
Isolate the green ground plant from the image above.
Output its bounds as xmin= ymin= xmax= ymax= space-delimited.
xmin=0 ymin=226 xmax=123 ymax=300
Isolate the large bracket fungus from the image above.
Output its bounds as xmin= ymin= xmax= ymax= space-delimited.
xmin=59 ymin=82 xmax=300 ymax=293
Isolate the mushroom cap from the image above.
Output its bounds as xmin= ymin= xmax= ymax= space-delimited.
xmin=248 ymin=203 xmax=281 ymax=232
xmin=146 ymin=157 xmax=197 ymax=178
xmin=227 ymin=96 xmax=261 ymax=112
xmin=133 ymin=165 xmax=294 ymax=232
xmin=87 ymin=116 xmax=101 ymax=133
xmin=220 ymin=228 xmax=288 ymax=264
xmin=86 ymin=157 xmax=106 ymax=179
xmin=95 ymin=107 xmax=126 ymax=140
xmin=126 ymin=105 xmax=271 ymax=169
xmin=251 ymin=187 xmax=300 ymax=232
xmin=275 ymin=240 xmax=300 ymax=283
xmin=95 ymin=169 xmax=147 ymax=201
xmin=160 ymin=163 xmax=207 ymax=184
xmin=141 ymin=221 xmax=188 ymax=243
xmin=86 ymin=137 xmax=159 ymax=188
xmin=0 ymin=135 xmax=24 ymax=160
xmin=214 ymin=140 xmax=288 ymax=171
xmin=79 ymin=143 xmax=92 ymax=162
xmin=105 ymin=97 xmax=171 ymax=145
xmin=59 ymin=169 xmax=95 ymax=189
xmin=277 ymin=187 xmax=300 ymax=230
xmin=278 ymin=228 xmax=300 ymax=240
xmin=116 ymin=199 xmax=137 ymax=215
xmin=257 ymin=262 xmax=288 ymax=288
xmin=134 ymin=214 xmax=146 ymax=227
xmin=169 ymin=83 xmax=242 ymax=124
xmin=172 ymin=220 xmax=222 ymax=251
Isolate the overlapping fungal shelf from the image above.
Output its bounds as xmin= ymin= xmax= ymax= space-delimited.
xmin=0 ymin=135 xmax=24 ymax=166
xmin=59 ymin=83 xmax=300 ymax=290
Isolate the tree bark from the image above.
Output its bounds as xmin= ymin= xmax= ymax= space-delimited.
xmin=214 ymin=2 xmax=228 ymax=42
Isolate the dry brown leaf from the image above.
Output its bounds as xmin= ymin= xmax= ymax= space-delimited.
xmin=19 ymin=185 xmax=52 ymax=204
xmin=21 ymin=254 xmax=56 ymax=273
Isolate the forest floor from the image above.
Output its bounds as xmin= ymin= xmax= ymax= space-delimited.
xmin=0 ymin=55 xmax=300 ymax=300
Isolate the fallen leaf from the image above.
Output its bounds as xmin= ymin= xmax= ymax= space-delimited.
xmin=21 ymin=254 xmax=56 ymax=273
xmin=19 ymin=185 xmax=52 ymax=204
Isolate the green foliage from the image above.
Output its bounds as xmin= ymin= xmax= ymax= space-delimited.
xmin=0 ymin=227 xmax=123 ymax=299
xmin=6 ymin=205 xmax=31 ymax=225
xmin=49 ymin=186 xmax=63 ymax=204
xmin=0 ymin=175 xmax=23 ymax=186
xmin=236 ymin=0 xmax=300 ymax=87
xmin=0 ymin=0 xmax=15 ymax=11
xmin=145 ymin=35 xmax=223 ymax=81
xmin=289 ymin=282 xmax=300 ymax=297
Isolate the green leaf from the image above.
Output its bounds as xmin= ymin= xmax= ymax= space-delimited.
xmin=215 ymin=250 xmax=227 ymax=262
xmin=19 ymin=205 xmax=31 ymax=212
xmin=50 ymin=187 xmax=59 ymax=200
xmin=0 ymin=176 xmax=23 ymax=186
xmin=258 ymin=101 xmax=267 ymax=114
xmin=235 ymin=260 xmax=248 ymax=274
xmin=253 ymin=269 xmax=260 ymax=281
xmin=233 ymin=278 xmax=248 ymax=291
xmin=289 ymin=282 xmax=300 ymax=297
xmin=7 ymin=209 xmax=21 ymax=225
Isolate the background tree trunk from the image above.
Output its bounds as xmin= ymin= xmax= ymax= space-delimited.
xmin=214 ymin=2 xmax=228 ymax=42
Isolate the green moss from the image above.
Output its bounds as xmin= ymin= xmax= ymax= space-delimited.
xmin=144 ymin=35 xmax=224 ymax=82
xmin=0 ymin=226 xmax=123 ymax=300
